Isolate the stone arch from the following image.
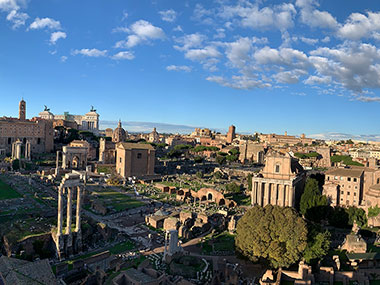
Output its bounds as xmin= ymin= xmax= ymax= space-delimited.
xmin=207 ymin=193 xmax=213 ymax=201
xmin=218 ymin=198 xmax=225 ymax=206
xmin=228 ymin=202 xmax=235 ymax=208
xmin=72 ymin=156 xmax=80 ymax=169
xmin=201 ymin=195 xmax=207 ymax=201
xmin=178 ymin=189 xmax=184 ymax=196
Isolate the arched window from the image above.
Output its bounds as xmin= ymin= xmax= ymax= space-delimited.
xmin=275 ymin=164 xmax=280 ymax=173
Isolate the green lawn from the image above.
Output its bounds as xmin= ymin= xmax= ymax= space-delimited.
xmin=0 ymin=178 xmax=22 ymax=200
xmin=92 ymin=190 xmax=145 ymax=212
xmin=109 ymin=240 xmax=135 ymax=254
xmin=202 ymin=232 xmax=235 ymax=254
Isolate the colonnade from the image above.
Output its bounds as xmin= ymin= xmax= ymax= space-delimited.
xmin=57 ymin=185 xmax=83 ymax=237
xmin=251 ymin=180 xmax=295 ymax=207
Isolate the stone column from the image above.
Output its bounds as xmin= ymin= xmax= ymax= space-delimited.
xmin=279 ymin=184 xmax=285 ymax=207
xmin=252 ymin=180 xmax=257 ymax=205
xmin=66 ymin=187 xmax=73 ymax=235
xmin=271 ymin=184 xmax=277 ymax=205
xmin=62 ymin=153 xmax=67 ymax=169
xmin=57 ymin=186 xmax=63 ymax=236
xmin=264 ymin=183 xmax=270 ymax=206
xmin=289 ymin=185 xmax=295 ymax=207
xmin=257 ymin=182 xmax=262 ymax=206
xmin=284 ymin=185 xmax=289 ymax=206
xmin=75 ymin=186 xmax=82 ymax=232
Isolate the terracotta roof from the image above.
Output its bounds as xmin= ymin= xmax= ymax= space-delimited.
xmin=325 ymin=168 xmax=364 ymax=177
xmin=117 ymin=142 xmax=154 ymax=150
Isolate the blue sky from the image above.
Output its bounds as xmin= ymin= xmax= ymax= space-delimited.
xmin=1 ymin=0 xmax=380 ymax=137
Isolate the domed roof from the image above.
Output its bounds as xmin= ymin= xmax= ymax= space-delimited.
xmin=112 ymin=120 xmax=127 ymax=143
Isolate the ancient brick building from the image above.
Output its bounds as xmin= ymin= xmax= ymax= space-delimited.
xmin=0 ymin=99 xmax=54 ymax=156
xmin=116 ymin=142 xmax=155 ymax=178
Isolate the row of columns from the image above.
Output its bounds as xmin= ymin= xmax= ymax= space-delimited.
xmin=251 ymin=181 xmax=295 ymax=207
xmin=11 ymin=140 xmax=31 ymax=160
xmin=57 ymin=185 xmax=83 ymax=236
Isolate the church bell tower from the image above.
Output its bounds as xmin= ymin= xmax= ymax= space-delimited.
xmin=19 ymin=99 xmax=26 ymax=120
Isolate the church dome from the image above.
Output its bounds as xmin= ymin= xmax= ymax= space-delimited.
xmin=112 ymin=120 xmax=127 ymax=143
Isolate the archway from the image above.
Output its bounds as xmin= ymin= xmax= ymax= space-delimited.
xmin=201 ymin=195 xmax=207 ymax=201
xmin=72 ymin=156 xmax=80 ymax=169
xmin=218 ymin=199 xmax=225 ymax=206
xmin=208 ymin=193 xmax=213 ymax=201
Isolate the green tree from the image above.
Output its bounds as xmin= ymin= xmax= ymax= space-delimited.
xmin=303 ymin=225 xmax=331 ymax=263
xmin=236 ymin=205 xmax=307 ymax=268
xmin=12 ymin=159 xmax=20 ymax=170
xmin=216 ymin=155 xmax=226 ymax=165
xmin=225 ymin=182 xmax=242 ymax=193
xmin=247 ymin=173 xmax=253 ymax=191
xmin=346 ymin=206 xmax=367 ymax=228
xmin=300 ymin=178 xmax=328 ymax=219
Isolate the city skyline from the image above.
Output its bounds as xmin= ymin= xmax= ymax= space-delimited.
xmin=1 ymin=0 xmax=380 ymax=135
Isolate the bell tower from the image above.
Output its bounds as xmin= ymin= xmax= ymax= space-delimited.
xmin=19 ymin=99 xmax=26 ymax=120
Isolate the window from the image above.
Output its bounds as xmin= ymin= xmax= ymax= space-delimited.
xmin=340 ymin=177 xmax=343 ymax=181
xmin=8 ymin=137 xmax=11 ymax=144
xmin=137 ymin=153 xmax=142 ymax=159
xmin=37 ymin=138 xmax=41 ymax=144
xmin=348 ymin=177 xmax=351 ymax=181
xmin=119 ymin=157 xmax=122 ymax=163
xmin=354 ymin=178 xmax=357 ymax=182
xmin=275 ymin=164 xmax=280 ymax=173
xmin=327 ymin=176 xmax=330 ymax=180
xmin=347 ymin=192 xmax=350 ymax=195
xmin=341 ymin=191 xmax=344 ymax=194
xmin=334 ymin=176 xmax=338 ymax=180
xmin=354 ymin=193 xmax=357 ymax=196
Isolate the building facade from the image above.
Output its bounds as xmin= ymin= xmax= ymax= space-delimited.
xmin=251 ymin=152 xmax=305 ymax=208
xmin=116 ymin=142 xmax=155 ymax=178
xmin=39 ymin=106 xmax=99 ymax=133
xmin=0 ymin=100 xmax=54 ymax=156
xmin=323 ymin=168 xmax=364 ymax=207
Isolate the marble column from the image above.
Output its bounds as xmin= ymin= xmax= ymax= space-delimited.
xmin=257 ymin=182 xmax=262 ymax=206
xmin=57 ymin=186 xmax=63 ymax=236
xmin=66 ymin=187 xmax=73 ymax=235
xmin=284 ymin=185 xmax=289 ymax=206
xmin=75 ymin=186 xmax=82 ymax=232
xmin=279 ymin=184 xmax=285 ymax=207
xmin=252 ymin=181 xmax=257 ymax=205
xmin=289 ymin=185 xmax=295 ymax=207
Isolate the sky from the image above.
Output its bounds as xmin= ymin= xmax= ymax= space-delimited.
xmin=1 ymin=0 xmax=380 ymax=137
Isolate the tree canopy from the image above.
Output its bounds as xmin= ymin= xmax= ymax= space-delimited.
xmin=236 ymin=205 xmax=307 ymax=268
xmin=300 ymin=178 xmax=328 ymax=220
xmin=303 ymin=225 xmax=331 ymax=264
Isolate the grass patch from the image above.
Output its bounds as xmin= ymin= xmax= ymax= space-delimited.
xmin=109 ymin=240 xmax=135 ymax=254
xmin=201 ymin=232 xmax=235 ymax=255
xmin=91 ymin=189 xmax=145 ymax=213
xmin=0 ymin=178 xmax=22 ymax=200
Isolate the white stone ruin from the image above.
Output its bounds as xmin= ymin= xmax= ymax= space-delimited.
xmin=53 ymin=173 xmax=85 ymax=260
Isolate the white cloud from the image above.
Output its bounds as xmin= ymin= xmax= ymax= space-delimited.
xmin=131 ymin=20 xmax=165 ymax=39
xmin=50 ymin=31 xmax=66 ymax=44
xmin=355 ymin=96 xmax=380 ymax=102
xmin=159 ymin=9 xmax=177 ymax=22
xmin=173 ymin=25 xmax=183 ymax=32
xmin=29 ymin=17 xmax=61 ymax=30
xmin=185 ymin=46 xmax=221 ymax=61
xmin=111 ymin=51 xmax=135 ymax=60
xmin=166 ymin=65 xmax=192 ymax=72
xmin=304 ymin=75 xmax=332 ymax=85
xmin=338 ymin=12 xmax=380 ymax=40
xmin=60 ymin=56 xmax=67 ymax=62
xmin=219 ymin=2 xmax=296 ymax=31
xmin=295 ymin=0 xmax=338 ymax=29
xmin=6 ymin=9 xmax=28 ymax=28
xmin=0 ymin=0 xmax=22 ymax=11
xmin=274 ymin=70 xmax=304 ymax=84
xmin=309 ymin=43 xmax=380 ymax=91
xmin=206 ymin=75 xmax=270 ymax=89
xmin=321 ymin=36 xmax=330 ymax=43
xmin=112 ymin=26 xmax=130 ymax=33
xmin=174 ymin=33 xmax=206 ymax=51
xmin=72 ymin=48 xmax=107 ymax=57
xmin=115 ymin=20 xmax=165 ymax=49
xmin=300 ymin=36 xmax=318 ymax=45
